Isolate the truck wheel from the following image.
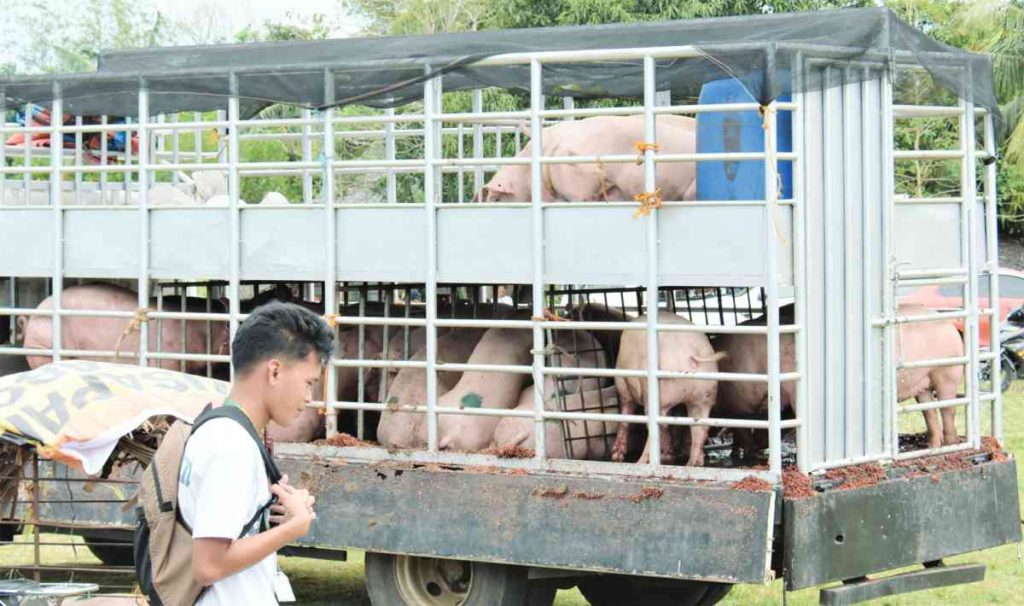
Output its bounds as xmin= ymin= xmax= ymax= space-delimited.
xmin=577 ymin=574 xmax=729 ymax=606
xmin=365 ymin=551 xmax=529 ymax=606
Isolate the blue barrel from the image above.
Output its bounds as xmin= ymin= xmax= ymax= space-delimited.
xmin=696 ymin=74 xmax=792 ymax=201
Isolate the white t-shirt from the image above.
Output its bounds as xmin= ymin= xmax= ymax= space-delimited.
xmin=178 ymin=417 xmax=278 ymax=606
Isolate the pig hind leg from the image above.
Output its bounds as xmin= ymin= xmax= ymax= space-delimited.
xmin=612 ymin=377 xmax=638 ymax=463
xmin=917 ymin=390 xmax=943 ymax=449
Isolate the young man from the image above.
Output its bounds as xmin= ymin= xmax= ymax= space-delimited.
xmin=178 ymin=301 xmax=334 ymax=605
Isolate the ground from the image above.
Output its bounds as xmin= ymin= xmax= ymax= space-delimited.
xmin=3 ymin=387 xmax=1024 ymax=605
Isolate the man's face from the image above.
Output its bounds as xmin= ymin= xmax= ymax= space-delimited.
xmin=266 ymin=351 xmax=322 ymax=427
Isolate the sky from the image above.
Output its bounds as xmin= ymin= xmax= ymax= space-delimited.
xmin=0 ymin=0 xmax=363 ymax=71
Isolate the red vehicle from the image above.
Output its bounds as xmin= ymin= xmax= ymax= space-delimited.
xmin=899 ymin=267 xmax=1024 ymax=348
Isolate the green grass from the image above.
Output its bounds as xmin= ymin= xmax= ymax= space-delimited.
xmin=4 ymin=387 xmax=1024 ymax=605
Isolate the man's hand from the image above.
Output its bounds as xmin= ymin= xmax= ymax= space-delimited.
xmin=269 ymin=474 xmax=316 ymax=538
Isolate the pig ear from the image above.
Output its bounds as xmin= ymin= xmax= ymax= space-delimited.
xmin=482 ymin=184 xmax=510 ymax=202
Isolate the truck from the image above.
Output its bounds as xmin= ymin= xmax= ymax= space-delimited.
xmin=0 ymin=7 xmax=1020 ymax=605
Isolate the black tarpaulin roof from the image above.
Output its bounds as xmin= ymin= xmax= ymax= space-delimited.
xmin=0 ymin=8 xmax=996 ymax=120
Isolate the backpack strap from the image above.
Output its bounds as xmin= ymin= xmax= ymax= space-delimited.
xmin=186 ymin=403 xmax=283 ymax=537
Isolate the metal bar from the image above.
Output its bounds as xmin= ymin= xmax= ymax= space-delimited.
xmin=638 ymin=55 xmax=663 ymax=468
xmin=819 ymin=563 xmax=985 ymax=606
xmin=881 ymin=65 xmax=897 ymax=459
xmin=226 ymin=75 xmax=241 ymax=383
xmin=472 ymin=89 xmax=484 ymax=195
xmin=895 ymin=267 xmax=967 ymax=279
xmin=302 ymin=108 xmax=313 ymax=204
xmin=892 ymin=104 xmax=965 ymax=119
xmin=763 ymin=49 xmax=783 ymax=476
xmin=138 ymin=81 xmax=151 ymax=369
xmin=385 ymin=107 xmax=397 ymax=204
xmin=424 ymin=67 xmax=440 ymax=452
xmin=961 ymin=85 xmax=982 ymax=449
xmin=898 ymin=396 xmax=969 ymax=414
xmin=983 ymin=112 xmax=1002 ymax=441
xmin=843 ymin=66 xmax=857 ymax=459
xmin=49 ymin=83 xmax=63 ymax=371
xmin=32 ymin=452 xmax=40 ymax=582
xmin=897 ymin=356 xmax=970 ymax=369
xmin=894 ymin=196 xmax=963 ymax=205
xmin=892 ymin=149 xmax=963 ymax=160
xmin=872 ymin=310 xmax=969 ymax=326
xmin=530 ymin=58 xmax=547 ymax=461
xmin=894 ymin=442 xmax=974 ymax=461
xmin=323 ymin=69 xmax=339 ymax=438
xmin=793 ymin=51 xmax=810 ymax=472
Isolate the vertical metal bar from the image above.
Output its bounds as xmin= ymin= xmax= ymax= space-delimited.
xmin=563 ymin=96 xmax=575 ymax=119
xmin=642 ymin=56 xmax=661 ymax=467
xmin=842 ymin=67 xmax=857 ymax=459
xmin=764 ymin=85 xmax=783 ymax=477
xmin=171 ymin=113 xmax=181 ymax=187
xmin=323 ymin=70 xmax=339 ymax=437
xmin=138 ymin=81 xmax=151 ymax=369
xmin=100 ymin=115 xmax=108 ymax=200
xmin=472 ymin=90 xmax=484 ymax=194
xmin=73 ymin=116 xmax=82 ymax=206
xmin=0 ymin=88 xmax=6 ymax=206
xmin=31 ymin=453 xmax=40 ymax=583
xmin=356 ymin=289 xmax=366 ymax=439
xmin=881 ymin=69 xmax=898 ymax=458
xmin=822 ymin=66 xmax=835 ymax=460
xmin=860 ymin=67 xmax=873 ymax=459
xmin=424 ymin=67 xmax=440 ymax=452
xmin=227 ymin=75 xmax=241 ymax=381
xmin=529 ymin=58 xmax=548 ymax=461
xmin=793 ymin=52 xmax=810 ymax=472
xmin=983 ymin=113 xmax=1001 ymax=441
xmin=193 ymin=111 xmax=202 ymax=165
xmin=378 ymin=295 xmax=392 ymax=403
xmin=23 ymin=103 xmax=32 ymax=205
xmin=457 ymin=123 xmax=465 ymax=203
xmin=124 ymin=116 xmax=133 ymax=198
xmin=302 ymin=108 xmax=313 ymax=204
xmin=385 ymin=107 xmax=397 ymax=204
xmin=961 ymin=82 xmax=981 ymax=449
xmin=49 ymin=84 xmax=63 ymax=365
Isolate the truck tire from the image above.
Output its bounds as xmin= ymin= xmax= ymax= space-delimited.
xmin=365 ymin=551 xmax=529 ymax=606
xmin=577 ymin=574 xmax=730 ymax=606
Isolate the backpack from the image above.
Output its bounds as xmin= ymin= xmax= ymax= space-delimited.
xmin=134 ymin=404 xmax=282 ymax=606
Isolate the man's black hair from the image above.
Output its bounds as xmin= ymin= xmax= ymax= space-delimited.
xmin=232 ymin=301 xmax=334 ymax=375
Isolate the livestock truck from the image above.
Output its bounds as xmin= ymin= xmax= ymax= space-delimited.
xmin=0 ymin=7 xmax=1020 ymax=605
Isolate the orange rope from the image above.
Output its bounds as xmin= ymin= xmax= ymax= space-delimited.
xmin=633 ymin=188 xmax=663 ymax=218
xmin=634 ymin=140 xmax=661 ymax=165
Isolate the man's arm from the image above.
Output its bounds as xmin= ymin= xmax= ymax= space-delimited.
xmin=193 ymin=479 xmax=316 ymax=586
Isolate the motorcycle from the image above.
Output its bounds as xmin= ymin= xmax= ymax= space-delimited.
xmin=982 ymin=304 xmax=1024 ymax=393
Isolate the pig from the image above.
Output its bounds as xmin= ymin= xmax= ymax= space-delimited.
xmin=21 ymin=283 xmax=230 ymax=375
xmin=493 ymin=385 xmax=620 ymax=460
xmin=436 ymin=327 xmax=535 ymax=452
xmin=477 ymin=115 xmax=696 ymax=203
xmin=611 ymin=313 xmax=725 ymax=466
xmin=377 ymin=328 xmax=486 ymax=449
xmin=897 ymin=304 xmax=965 ymax=448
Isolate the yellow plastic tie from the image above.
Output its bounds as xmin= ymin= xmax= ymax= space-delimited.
xmin=633 ymin=188 xmax=663 ymax=218
xmin=634 ymin=140 xmax=661 ymax=165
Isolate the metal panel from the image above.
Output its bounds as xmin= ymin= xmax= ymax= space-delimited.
xmin=279 ymin=454 xmax=776 ymax=584
xmin=437 ymin=208 xmax=532 ymax=283
xmin=150 ymin=209 xmax=231 ymax=279
xmin=0 ymin=210 xmax=53 ymax=277
xmin=545 ymin=206 xmax=645 ymax=285
xmin=63 ymin=210 xmax=139 ymax=278
xmin=784 ymin=459 xmax=1022 ymax=590
xmin=894 ymin=204 xmax=961 ymax=269
xmin=241 ymin=208 xmax=326 ymax=280
xmin=658 ymin=205 xmax=793 ymax=287
xmin=803 ymin=66 xmax=888 ymax=468
xmin=336 ymin=207 xmax=426 ymax=282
